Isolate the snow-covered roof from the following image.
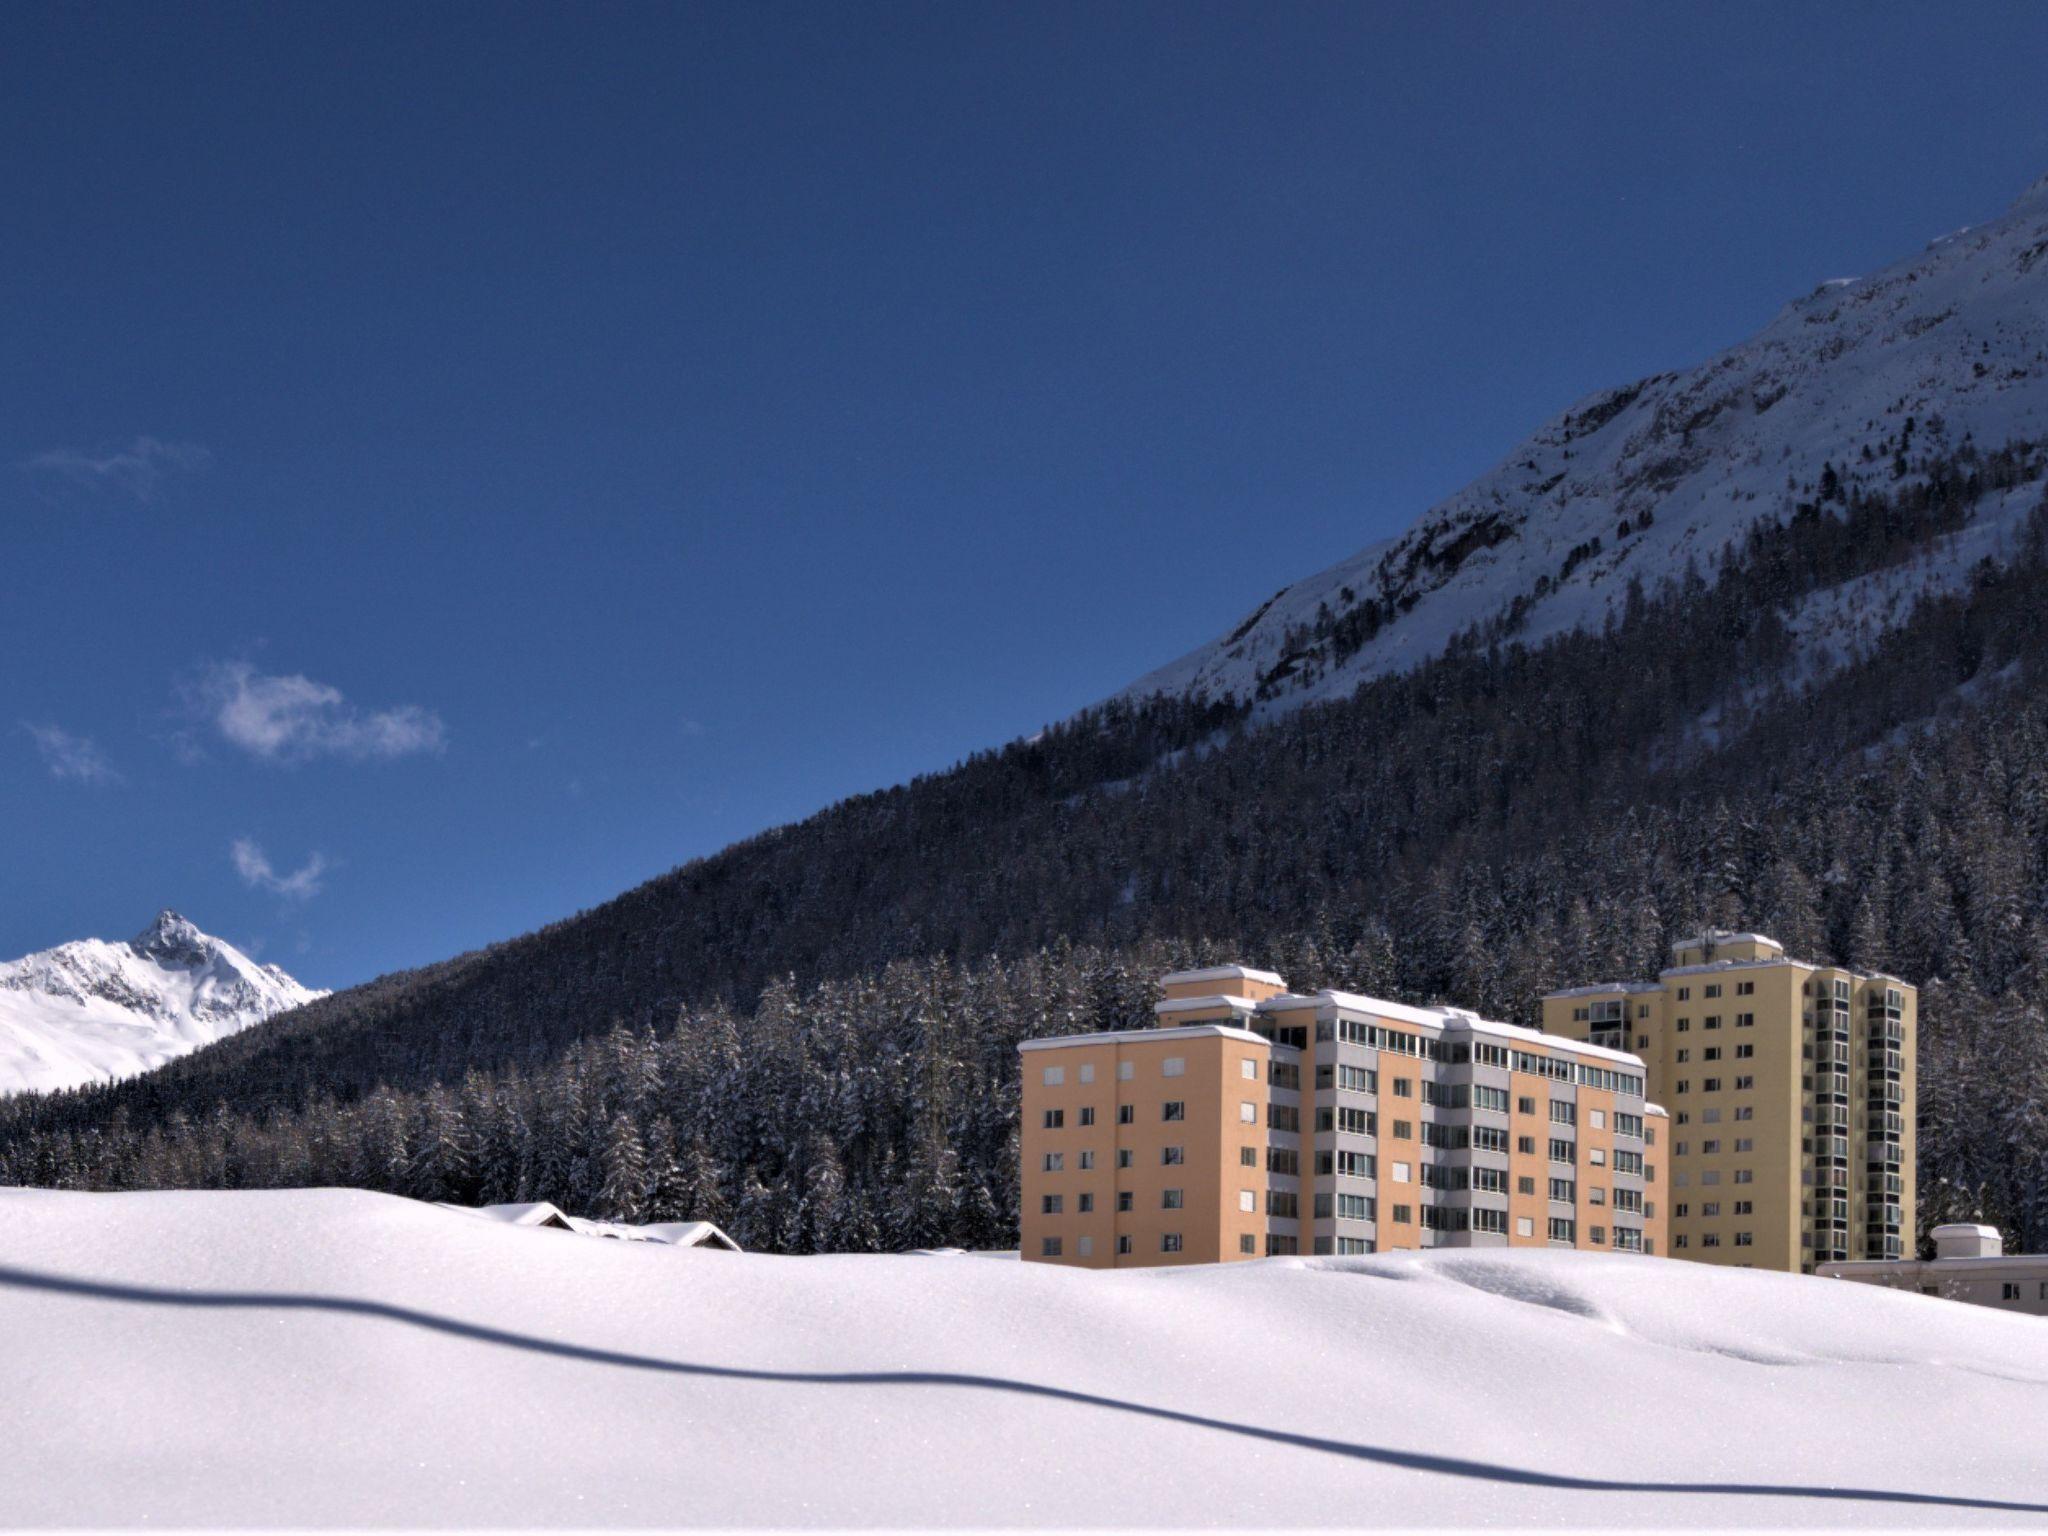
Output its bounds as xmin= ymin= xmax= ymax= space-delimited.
xmin=1018 ymin=1022 xmax=1269 ymax=1052
xmin=1541 ymin=981 xmax=1664 ymax=1000
xmin=1671 ymin=931 xmax=1782 ymax=953
xmin=1159 ymin=963 xmax=1287 ymax=988
xmin=456 ymin=1201 xmax=574 ymax=1230
xmin=639 ymin=1220 xmax=742 ymax=1252
xmin=1153 ymin=992 xmax=1259 ymax=1016
xmin=1645 ymin=1101 xmax=1670 ymax=1118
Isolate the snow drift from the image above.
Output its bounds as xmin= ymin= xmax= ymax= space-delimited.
xmin=3 ymin=1186 xmax=2045 ymax=1527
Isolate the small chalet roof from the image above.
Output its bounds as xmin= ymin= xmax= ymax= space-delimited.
xmin=639 ymin=1220 xmax=743 ymax=1252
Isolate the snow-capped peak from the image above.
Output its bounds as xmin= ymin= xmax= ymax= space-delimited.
xmin=1119 ymin=170 xmax=2048 ymax=714
xmin=0 ymin=913 xmax=327 ymax=1097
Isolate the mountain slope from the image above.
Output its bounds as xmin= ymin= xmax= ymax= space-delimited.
xmin=5 ymin=1187 xmax=2046 ymax=1527
xmin=0 ymin=911 xmax=325 ymax=1095
xmin=1124 ymin=173 xmax=2048 ymax=710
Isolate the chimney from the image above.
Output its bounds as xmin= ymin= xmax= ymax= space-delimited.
xmin=1932 ymin=1223 xmax=2003 ymax=1260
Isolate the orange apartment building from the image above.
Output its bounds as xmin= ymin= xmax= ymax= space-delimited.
xmin=1019 ymin=964 xmax=1669 ymax=1266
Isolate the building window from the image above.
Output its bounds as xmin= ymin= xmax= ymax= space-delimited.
xmin=1078 ymin=1064 xmax=1095 ymax=1084
xmin=1392 ymin=1119 xmax=1414 ymax=1140
xmin=1239 ymin=1190 xmax=1256 ymax=1213
xmin=1589 ymin=1108 xmax=1606 ymax=1130
xmin=1677 ymin=988 xmax=1690 ymax=1001
xmin=1676 ymin=1081 xmax=1690 ymax=1095
xmin=1703 ymin=1077 xmax=1722 ymax=1092
xmin=1117 ymin=1105 xmax=1134 ymax=1125
xmin=1163 ymin=1057 xmax=1186 ymax=1078
xmin=1735 ymin=1075 xmax=1754 ymax=1091
xmin=1705 ymin=984 xmax=1722 ymax=999
xmin=1517 ymin=1135 xmax=1536 ymax=1155
xmin=1116 ymin=1191 xmax=1132 ymax=1212
xmin=1704 ymin=1016 xmax=1722 ymax=1031
xmin=1041 ymin=1153 xmax=1063 ymax=1172
xmin=1733 ymin=1200 xmax=1751 ymax=1215
xmin=1702 ymin=1233 xmax=1721 ymax=1248
xmin=1240 ymin=1145 xmax=1258 ymax=1167
xmin=1118 ymin=1061 xmax=1134 ymax=1081
xmin=1042 ymin=1195 xmax=1063 ymax=1214
xmin=1735 ymin=1043 xmax=1755 ymax=1059
xmin=1116 ymin=1149 xmax=1132 ymax=1169
xmin=1162 ymin=1189 xmax=1184 ymax=1210
xmin=1549 ymin=1138 xmax=1575 ymax=1164
xmin=1078 ymin=1193 xmax=1094 ymax=1213
xmin=1674 ymin=1235 xmax=1688 ymax=1249
xmin=1393 ymin=1077 xmax=1414 ymax=1098
xmin=1734 ymin=1138 xmax=1753 ymax=1153
xmin=1589 ymin=1225 xmax=1606 ymax=1246
xmin=2003 ymin=1283 xmax=2022 ymax=1301
xmin=1041 ymin=1237 xmax=1062 ymax=1257
xmin=1548 ymin=1217 xmax=1576 ymax=1243
xmin=1391 ymin=1161 xmax=1412 ymax=1183
xmin=1677 ymin=1049 xmax=1691 ymax=1064
xmin=1042 ymin=1110 xmax=1064 ymax=1129
xmin=1161 ymin=1233 xmax=1183 ymax=1253
xmin=1589 ymin=1187 xmax=1607 ymax=1207
xmin=1162 ymin=1145 xmax=1185 ymax=1166
xmin=1516 ymin=1176 xmax=1536 ymax=1196
xmin=1550 ymin=1101 xmax=1576 ymax=1125
xmin=1268 ymin=1191 xmax=1299 ymax=1219
xmin=1517 ymin=1096 xmax=1536 ymax=1116
xmin=1736 ymin=1013 xmax=1755 ymax=1028
xmin=1702 ymin=1139 xmax=1719 ymax=1155
xmin=1078 ymin=1151 xmax=1095 ymax=1170
xmin=1734 ymin=1105 xmax=1753 ymax=1121
xmin=1041 ymin=1066 xmax=1065 ymax=1086
xmin=1163 ymin=1101 xmax=1185 ymax=1121
xmin=1241 ymin=1058 xmax=1258 ymax=1079
xmin=1589 ymin=1146 xmax=1607 ymax=1167
xmin=1473 ymin=1208 xmax=1509 ymax=1235
xmin=1240 ymin=1234 xmax=1257 ymax=1254
xmin=1516 ymin=1216 xmax=1535 ymax=1238
xmin=1240 ymin=1101 xmax=1258 ymax=1124
xmin=1076 ymin=1236 xmax=1093 ymax=1257
xmin=1392 ymin=1205 xmax=1413 ymax=1224
xmin=1734 ymin=1169 xmax=1753 ymax=1184
xmin=1549 ymin=1177 xmax=1575 ymax=1203
xmin=1117 ymin=1235 xmax=1132 ymax=1255
xmin=1079 ymin=1106 xmax=1096 ymax=1127
xmin=1735 ymin=1232 xmax=1753 ymax=1248
xmin=1704 ymin=1047 xmax=1722 ymax=1062
xmin=1737 ymin=981 xmax=1754 ymax=996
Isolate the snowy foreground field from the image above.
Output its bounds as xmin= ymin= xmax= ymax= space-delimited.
xmin=5 ymin=1188 xmax=2047 ymax=1529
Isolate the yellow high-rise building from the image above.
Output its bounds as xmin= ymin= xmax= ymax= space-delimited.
xmin=1541 ymin=930 xmax=1915 ymax=1272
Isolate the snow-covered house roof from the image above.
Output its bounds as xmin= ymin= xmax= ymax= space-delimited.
xmin=638 ymin=1220 xmax=742 ymax=1252
xmin=455 ymin=1200 xmax=575 ymax=1231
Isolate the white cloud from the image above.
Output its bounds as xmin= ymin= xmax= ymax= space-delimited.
xmin=231 ymin=838 xmax=328 ymax=901
xmin=199 ymin=662 xmax=446 ymax=764
xmin=22 ymin=722 xmax=121 ymax=784
xmin=27 ymin=436 xmax=210 ymax=501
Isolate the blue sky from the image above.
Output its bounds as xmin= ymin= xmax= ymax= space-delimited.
xmin=7 ymin=3 xmax=2048 ymax=988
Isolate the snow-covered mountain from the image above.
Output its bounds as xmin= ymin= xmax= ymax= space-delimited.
xmin=1123 ymin=172 xmax=2048 ymax=711
xmin=0 ymin=911 xmax=325 ymax=1096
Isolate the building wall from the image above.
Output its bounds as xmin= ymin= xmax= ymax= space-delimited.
xmin=1542 ymin=935 xmax=1916 ymax=1273
xmin=1019 ymin=1026 xmax=1272 ymax=1268
xmin=1024 ymin=973 xmax=1663 ymax=1269
xmin=1819 ymin=1260 xmax=2048 ymax=1317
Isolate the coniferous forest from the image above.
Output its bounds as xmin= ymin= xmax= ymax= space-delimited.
xmin=4 ymin=442 xmax=2047 ymax=1253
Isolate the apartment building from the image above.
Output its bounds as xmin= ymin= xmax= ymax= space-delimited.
xmin=1018 ymin=964 xmax=1669 ymax=1267
xmin=1819 ymin=1223 xmax=2048 ymax=1317
xmin=1542 ymin=930 xmax=1915 ymax=1274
